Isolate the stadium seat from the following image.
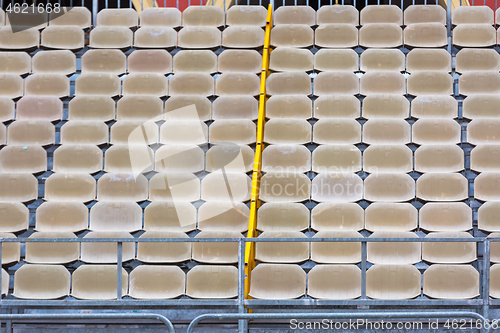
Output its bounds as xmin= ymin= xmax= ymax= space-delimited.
xmin=48 ymin=7 xmax=92 ymax=29
xmin=155 ymin=144 xmax=205 ymax=173
xmin=262 ymin=144 xmax=311 ymax=173
xmin=112 ymin=121 xmax=155 ymax=144
xmin=365 ymin=203 xmax=417 ymax=232
xmin=192 ymin=230 xmax=242 ymax=264
xmin=359 ymin=24 xmax=403 ymax=48
xmin=16 ymin=96 xmax=63 ymax=121
xmin=422 ymin=232 xmax=476 ymax=264
xmin=169 ymin=73 xmax=214 ymax=96
xmin=137 ymin=231 xmax=191 ymax=263
xmin=404 ymin=5 xmax=446 ymax=25
xmin=71 ymin=265 xmax=128 ymax=300
xmin=0 ymin=97 xmax=14 ymax=122
xmin=360 ymin=72 xmax=405 ymax=95
xmin=414 ymin=145 xmax=464 ymax=172
xmin=96 ymin=8 xmax=138 ymax=27
xmin=456 ymin=49 xmax=500 ymax=73
xmin=160 ymin=120 xmax=208 ymax=144
xmin=165 ymin=95 xmax=212 ymax=121
xmin=308 ymin=265 xmax=361 ymax=300
xmin=81 ymin=49 xmax=126 ymax=74
xmin=314 ymin=95 xmax=359 ymax=118
xmin=314 ymin=24 xmax=358 ymax=48
xmin=0 ymin=52 xmax=31 ymax=75
xmin=310 ymin=231 xmax=362 ymax=263
xmin=0 ymin=145 xmax=47 ymax=174
xmin=312 ymin=144 xmax=361 ymax=173
xmin=406 ymin=49 xmax=451 ymax=72
xmin=149 ymin=172 xmax=200 ymax=202
xmin=367 ymin=231 xmax=421 ymax=264
xmin=364 ymin=173 xmax=415 ymax=202
xmin=186 ymin=265 xmax=238 ymax=299
xmin=423 ymin=264 xmax=479 ymax=299
xmin=311 ymin=202 xmax=364 ymax=231
xmin=475 ymin=172 xmax=500 ymax=201
xmin=360 ymin=49 xmax=405 ymax=72
xmin=215 ymin=73 xmax=260 ymax=96
xmin=452 ymin=5 xmax=494 ymax=24
xmin=117 ymin=96 xmax=163 ymax=121
xmin=248 ymin=264 xmax=306 ymax=299
xmin=0 ymin=27 xmax=39 ymax=50
xmin=314 ymin=72 xmax=359 ymax=95
xmin=453 ymin=25 xmax=496 ymax=48
xmin=60 ymin=121 xmax=108 ymax=145
xmin=270 ymin=24 xmax=314 ymax=48
xmin=8 ymin=120 xmax=55 ymax=145
xmin=25 ymin=232 xmax=79 ymax=264
xmin=104 ymin=145 xmax=154 ymax=173
xmin=25 ymin=73 xmax=69 ymax=98
xmin=416 ymin=173 xmax=468 ymax=201
xmin=459 ymin=72 xmax=500 ymax=95
xmin=267 ymin=72 xmax=311 ymax=95
xmin=13 ymin=265 xmax=70 ymax=299
xmin=173 ymin=50 xmax=217 ymax=73
xmin=0 ymin=232 xmax=19 ymax=264
xmin=463 ymin=95 xmax=500 ymax=119
xmin=35 ymin=202 xmax=88 ymax=232
xmin=419 ymin=202 xmax=472 ymax=232
xmin=0 ymin=74 xmax=23 ymax=99
xmin=266 ymin=95 xmax=311 ymax=119
xmin=362 ymin=94 xmax=409 ymax=118
xmin=129 ymin=266 xmax=185 ymax=299
xmin=201 ymin=172 xmax=251 ymax=202
xmin=44 ymin=173 xmax=96 ymax=202
xmin=311 ymin=173 xmax=363 ymax=202
xmin=478 ymin=202 xmax=500 ymax=232
xmin=468 ymin=119 xmax=500 ymax=144
xmin=222 ymin=26 xmax=265 ymax=49
xmin=366 ymin=265 xmax=421 ymax=299
xmin=68 ymin=96 xmax=115 ymax=121
xmin=264 ymin=119 xmax=311 ymax=144
xmin=256 ymin=202 xmax=309 ymax=232
xmin=363 ymin=119 xmax=410 ymax=144
xmin=128 ymin=50 xmax=172 ymax=74
xmin=471 ymin=145 xmax=500 ymax=172
xmin=313 ymin=119 xmax=361 ymax=144
xmin=226 ymin=5 xmax=268 ymax=26
xmin=259 ymin=173 xmax=311 ymax=202
xmin=412 ymin=119 xmax=461 ymax=144
xmin=404 ymin=23 xmax=447 ymax=48
xmin=183 ymin=6 xmax=224 ymax=27
xmin=363 ymin=145 xmax=412 ymax=173
xmin=316 ymin=5 xmax=359 ymax=25
xmin=0 ymin=202 xmax=29 ymax=232
xmin=0 ymin=269 xmax=8 ymax=296
xmin=90 ymin=202 xmax=142 ymax=232
xmin=269 ymin=47 xmax=314 ymax=72
xmin=490 ymin=265 xmax=500 ymax=298
xmin=209 ymin=119 xmax=256 ymax=145
xmin=40 ymin=26 xmax=85 ymax=50
xmin=144 ymin=201 xmax=196 ymax=232
xmin=314 ymin=49 xmax=358 ymax=72
xmin=5 ymin=12 xmax=46 ymax=29
xmin=198 ymin=202 xmax=250 ymax=232
xmin=97 ymin=173 xmax=148 ymax=201
xmin=213 ymin=95 xmax=258 ymax=120
xmin=406 ymin=69 xmax=454 ymax=95
xmin=122 ymin=74 xmax=168 ymax=97
xmin=75 ymin=73 xmax=121 ymax=97
xmin=139 ymin=7 xmax=182 ymax=28
xmin=205 ymin=144 xmax=254 ymax=172
xmin=89 ymin=27 xmax=133 ymax=49
xmin=274 ymin=6 xmax=316 ymax=26
xmin=361 ymin=5 xmax=402 ymax=25
xmin=134 ymin=27 xmax=177 ymax=49
xmin=218 ymin=50 xmax=262 ymax=73
xmin=411 ymin=95 xmax=457 ymax=118
xmin=178 ymin=26 xmax=221 ymax=49
xmin=0 ymin=123 xmax=5 ymax=144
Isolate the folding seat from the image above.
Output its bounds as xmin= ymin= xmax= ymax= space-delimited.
xmin=364 ymin=173 xmax=415 ymax=202
xmin=459 ymin=72 xmax=500 ymax=96
xmin=129 ymin=266 xmax=185 ymax=299
xmin=71 ymin=265 xmax=128 ymax=300
xmin=453 ymin=25 xmax=496 ymax=48
xmin=420 ymin=202 xmax=472 ymax=232
xmin=0 ymin=233 xmax=19 ymax=264
xmin=314 ymin=24 xmax=358 ymax=48
xmin=416 ymin=173 xmax=468 ymax=201
xmin=136 ymin=231 xmax=191 ymax=263
xmin=471 ymin=145 xmax=500 ymax=172
xmin=262 ymin=144 xmax=311 ymax=173
xmin=422 ymin=232 xmax=476 ymax=264
xmin=192 ymin=230 xmax=242 ymax=264
xmin=360 ymin=72 xmax=405 ymax=95
xmin=122 ymin=74 xmax=168 ymax=97
xmin=155 ymin=144 xmax=204 ymax=173
xmin=201 ymin=172 xmax=251 ymax=202
xmin=456 ymin=49 xmax=500 ymax=73
xmin=0 ymin=27 xmax=39 ymax=50
xmin=140 ymin=7 xmax=182 ymax=28
xmin=267 ymin=72 xmax=311 ymax=95
xmin=160 ymin=120 xmax=208 ymax=145
xmin=215 ymin=73 xmax=260 ymax=96
xmin=310 ymin=231 xmax=362 ymax=264
xmin=314 ymin=49 xmax=358 ymax=72
xmin=490 ymin=265 xmax=500 ymax=298
xmin=475 ymin=172 xmax=500 ymax=201
xmin=403 ymin=5 xmax=446 ymax=25
xmin=361 ymin=5 xmax=402 ymax=25
xmin=90 ymin=201 xmax=142 ymax=232
xmin=111 ymin=120 xmax=158 ymax=145
xmin=406 ymin=49 xmax=451 ymax=73
xmin=490 ymin=235 xmax=500 ymax=263
xmin=404 ymin=23 xmax=447 ymax=48
xmin=269 ymin=47 xmax=313 ymax=72
xmin=104 ymin=145 xmax=154 ymax=174
xmin=75 ymin=74 xmax=121 ymax=97
xmin=128 ymin=50 xmax=172 ymax=74
xmin=415 ymin=145 xmax=464 ymax=173
xmin=312 ymin=144 xmax=361 ymax=173
xmin=48 ymin=7 xmax=92 ymax=29
xmin=423 ymin=264 xmax=479 ymax=299
xmin=0 ymin=97 xmax=14 ymax=122
xmin=218 ymin=50 xmax=261 ymax=74
xmin=177 ymin=26 xmax=221 ymax=49
xmin=274 ymin=6 xmax=316 ymax=26
xmin=60 ymin=121 xmax=108 ymax=145
xmin=88 ymin=233 xmax=139 ymax=264
xmin=463 ymin=95 xmax=500 ymax=119
xmin=222 ymin=26 xmax=265 ymax=49
xmin=35 ymin=202 xmax=88 ymax=232
xmin=41 ymin=26 xmax=84 ymax=50
xmin=0 ymin=52 xmax=31 ymax=75
xmin=363 ymin=145 xmax=412 ymax=174
xmin=133 ymin=27 xmax=177 ymax=49
xmin=360 ymin=49 xmax=404 ymax=72
xmin=81 ymin=49 xmax=126 ymax=75
xmin=44 ymin=173 xmax=96 ymax=202
xmin=205 ymin=144 xmax=254 ymax=173
xmin=0 ymin=74 xmax=23 ymax=99
xmin=311 ymin=173 xmax=363 ymax=203
xmin=208 ymin=119 xmax=256 ymax=145
xmin=257 ymin=202 xmax=309 ymax=232
xmin=169 ymin=73 xmax=214 ymax=96
xmin=362 ymin=94 xmax=409 ymax=118
xmin=144 ymin=201 xmax=196 ymax=232
xmin=411 ymin=95 xmax=457 ymax=118
xmin=173 ymin=50 xmax=217 ymax=74
xmin=248 ymin=264 xmax=306 ymax=299
xmin=116 ymin=96 xmax=162 ymax=121
xmin=255 ymin=231 xmax=309 ymax=263
xmin=0 ymin=124 xmax=5 ymax=144
xmin=183 ymin=6 xmax=224 ymax=27
xmin=363 ymin=119 xmax=410 ymax=144
xmin=412 ymin=119 xmax=461 ymax=144
xmin=0 ymin=145 xmax=47 ymax=174
xmin=314 ymin=95 xmax=359 ymax=118
xmin=259 ymin=173 xmax=311 ymax=203
xmin=13 ymin=265 xmax=70 ymax=299
xmin=367 ymin=231 xmax=421 ymax=265
xmin=266 ymin=95 xmax=311 ymax=119
xmin=264 ymin=119 xmax=311 ymax=144
xmin=165 ymin=95 xmax=211 ymax=121
xmin=226 ymin=5 xmax=268 ymax=26
xmin=25 ymin=73 xmax=69 ymax=98
xmin=311 ymin=202 xmax=364 ymax=231
xmin=478 ymin=202 xmax=500 ymax=232
xmin=186 ymin=265 xmax=238 ymax=299
xmin=313 ymin=119 xmax=361 ymax=144
xmin=213 ymin=96 xmax=258 ymax=120
xmin=366 ymin=265 xmax=421 ymax=300
xmin=270 ymin=25 xmax=314 ymax=48
xmin=0 ymin=8 xmax=3 ymax=26
xmin=8 ymin=121 xmax=55 ymax=146
xmin=90 ymin=27 xmax=133 ymax=49
xmin=314 ymin=72 xmax=359 ymax=95
xmin=16 ymin=96 xmax=63 ymax=121
xmin=316 ymin=5 xmax=359 ymax=25
xmin=359 ymin=24 xmax=403 ymax=48
xmin=25 ymin=232 xmax=79 ymax=264
xmin=0 ymin=202 xmax=29 ymax=232
xmin=308 ymin=265 xmax=361 ymax=300
xmin=97 ymin=173 xmax=148 ymax=202
xmin=96 ymin=8 xmax=138 ymax=27
xmin=0 ymin=269 xmax=7 ymax=296
xmin=198 ymin=201 xmax=250 ymax=232
xmin=452 ymin=5 xmax=494 ymax=24
xmin=149 ymin=172 xmax=200 ymax=202
xmin=365 ymin=203 xmax=417 ymax=232
xmin=468 ymin=119 xmax=500 ymax=144
xmin=5 ymin=12 xmax=47 ymax=30
xmin=68 ymin=96 xmax=115 ymax=122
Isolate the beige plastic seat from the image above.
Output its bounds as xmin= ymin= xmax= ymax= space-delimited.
xmin=263 ymin=119 xmax=311 ymax=144
xmin=183 ymin=6 xmax=224 ymax=27
xmin=75 ymin=74 xmax=121 ymax=97
xmin=314 ymin=24 xmax=359 ymax=48
xmin=209 ymin=120 xmax=256 ymax=145
xmin=97 ymin=173 xmax=148 ymax=202
xmin=311 ymin=231 xmax=362 ymax=264
xmin=262 ymin=144 xmax=311 ymax=173
xmin=475 ymin=172 xmax=500 ymax=201
xmin=490 ymin=264 xmax=500 ymax=298
xmin=213 ymin=95 xmax=258 ymax=120
xmin=40 ymin=26 xmax=84 ymax=50
xmin=463 ymin=95 xmax=500 ymax=119
xmin=128 ymin=50 xmax=172 ymax=74
xmin=0 ymin=173 xmax=37 ymax=202
xmin=314 ymin=49 xmax=358 ymax=72
xmin=35 ymin=202 xmax=88 ymax=232
xmin=362 ymin=94 xmax=409 ymax=118
xmin=165 ymin=95 xmax=211 ymax=121
xmin=406 ymin=49 xmax=451 ymax=73
xmin=412 ymin=119 xmax=461 ymax=144
xmin=149 ymin=172 xmax=200 ymax=202
xmin=313 ymin=119 xmax=361 ymax=144
xmin=169 ymin=73 xmax=214 ymax=96
xmin=422 ymin=232 xmax=476 ymax=264
xmin=44 ymin=173 xmax=96 ymax=202
xmin=222 ymin=26 xmax=265 ymax=49
xmin=479 ymin=202 xmax=500 ymax=232
xmin=274 ymin=6 xmax=316 ymax=26
xmin=0 ymin=202 xmax=29 ymax=232
xmin=453 ymin=24 xmax=496 ymax=48
xmin=367 ymin=265 xmax=421 ymax=300
xmin=404 ymin=23 xmax=447 ymax=48
xmin=186 ymin=265 xmax=238 ymax=299
xmin=267 ymin=72 xmax=311 ymax=96
xmin=308 ymin=265 xmax=361 ymax=299
xmin=361 ymin=5 xmax=402 ymax=24
xmin=490 ymin=235 xmax=500 ymax=263
xmin=364 ymin=144 xmax=412 ymax=174
xmin=68 ymin=96 xmax=115 ymax=121
xmin=5 ymin=12 xmax=47 ymax=29
xmin=0 ymin=123 xmax=5 ymax=144
xmin=96 ymin=8 xmax=138 ymax=27
xmin=0 ymin=232 xmax=19 ymax=264
xmin=266 ymin=95 xmax=311 ymax=119
xmin=7 ymin=121 xmax=54 ymax=145
xmin=314 ymin=72 xmax=359 ymax=95
xmin=359 ymin=24 xmax=403 ymax=48
xmin=205 ymin=144 xmax=254 ymax=173
xmin=365 ymin=203 xmax=417 ymax=232
xmin=270 ymin=25 xmax=314 ymax=48
xmin=122 ymin=74 xmax=168 ymax=97
xmin=133 ymin=27 xmax=177 ymax=49
xmin=269 ymin=47 xmax=313 ymax=72
xmin=0 ymin=145 xmax=46 ymax=174
xmin=48 ymin=7 xmax=92 ymax=29
xmin=25 ymin=73 xmax=69 ymax=98
xmin=71 ymin=265 xmax=128 ymax=300
xmin=459 ymin=72 xmax=500 ymax=96
xmin=178 ymin=27 xmax=221 ymax=49
xmin=140 ymin=7 xmax=182 ymax=28
xmin=368 ymin=231 xmax=421 ymax=265
xmin=89 ymin=27 xmax=133 ymax=49
xmin=452 ymin=5 xmax=494 ymax=24
xmin=117 ymin=96 xmax=162 ymax=121
xmin=313 ymin=95 xmax=359 ymax=118
xmin=0 ymin=269 xmax=7 ymax=296
xmin=312 ymin=173 xmax=363 ymax=203
xmin=360 ymin=49 xmax=404 ymax=72
xmin=416 ymin=173 xmax=468 ymax=201
xmin=404 ymin=5 xmax=446 ymax=25
xmin=364 ymin=173 xmax=415 ymax=202
xmin=90 ymin=202 xmax=142 ymax=232
xmin=16 ymin=96 xmax=63 ymax=121
xmin=13 ymin=265 xmax=70 ymax=299
xmin=104 ymin=145 xmax=154 ymax=174
xmin=0 ymin=74 xmax=23 ymax=99
xmin=260 ymin=173 xmax=311 ymax=203
xmin=468 ymin=119 xmax=500 ymax=144
xmin=137 ymin=231 xmax=191 ymax=263
xmin=0 ymin=52 xmax=31 ymax=75
xmin=456 ymin=49 xmax=500 ymax=73
xmin=129 ymin=266 xmax=185 ymax=300
xmin=420 ymin=202 xmax=472 ymax=232
xmin=201 ymin=172 xmax=251 ymax=202
xmin=25 ymin=232 xmax=78 ymax=264
xmin=249 ymin=264 xmax=306 ymax=299
xmin=173 ymin=50 xmax=217 ymax=73
xmin=363 ymin=119 xmax=410 ymax=144
xmin=360 ymin=72 xmax=405 ymax=95
xmin=256 ymin=231 xmax=308 ymax=263
xmin=0 ymin=27 xmax=39 ymax=50
xmin=0 ymin=97 xmax=14 ymax=122
xmin=160 ymin=120 xmax=208 ymax=145
xmin=81 ymin=49 xmax=126 ymax=75
xmin=215 ymin=73 xmax=260 ymax=96
xmin=60 ymin=121 xmax=108 ymax=145
xmin=218 ymin=50 xmax=262 ymax=73
xmin=226 ymin=5 xmax=267 ymax=26
xmin=257 ymin=202 xmax=309 ymax=232
xmin=317 ymin=5 xmax=359 ymax=25
xmin=198 ymin=202 xmax=249 ymax=232
xmin=311 ymin=202 xmax=363 ymax=231
xmin=312 ymin=144 xmax=361 ymax=173
xmin=192 ymin=230 xmax=241 ymax=264
xmin=144 ymin=201 xmax=196 ymax=232
xmin=423 ymin=264 xmax=479 ymax=299
xmin=471 ymin=145 xmax=500 ymax=172
xmin=155 ymin=144 xmax=204 ymax=173
xmin=411 ymin=95 xmax=457 ymax=118
xmin=111 ymin=120 xmax=158 ymax=145
xmin=415 ymin=145 xmax=464 ymax=173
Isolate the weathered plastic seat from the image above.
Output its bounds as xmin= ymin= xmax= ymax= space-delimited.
xmin=25 ymin=73 xmax=69 ymax=98
xmin=269 ymin=47 xmax=313 ymax=72
xmin=183 ymin=6 xmax=224 ymax=27
xmin=453 ymin=24 xmax=496 ymax=48
xmin=0 ymin=173 xmax=37 ymax=203
xmin=13 ymin=265 xmax=70 ymax=299
xmin=129 ymin=266 xmax=185 ymax=299
xmin=452 ymin=5 xmax=494 ymax=24
xmin=90 ymin=202 xmax=142 ymax=232
xmin=314 ymin=24 xmax=358 ymax=48
xmin=468 ymin=119 xmax=500 ymax=145
xmin=139 ymin=7 xmax=181 ymax=28
xmin=262 ymin=144 xmax=311 ymax=173
xmin=317 ymin=5 xmax=359 ymax=25
xmin=144 ymin=201 xmax=196 ymax=232
xmin=216 ymin=73 xmax=260 ymax=96
xmin=406 ymin=49 xmax=451 ymax=73
xmin=249 ymin=264 xmax=306 ymax=299
xmin=365 ymin=203 xmax=417 ymax=232
xmin=117 ymin=96 xmax=163 ymax=121
xmin=360 ymin=72 xmax=405 ymax=95
xmin=479 ymin=202 xmax=500 ymax=232
xmin=0 ymin=202 xmax=29 ymax=232
xmin=16 ymin=96 xmax=63 ymax=121
xmin=68 ymin=96 xmax=115 ymax=121
xmin=414 ymin=145 xmax=464 ymax=173
xmin=89 ymin=27 xmax=133 ymax=49
xmin=311 ymin=202 xmax=364 ymax=231
xmin=192 ymin=230 xmax=242 ymax=264
xmin=270 ymin=24 xmax=314 ymax=48
xmin=160 ymin=120 xmax=208 ymax=145
xmin=363 ymin=119 xmax=410 ymax=144
xmin=313 ymin=119 xmax=361 ymax=144
xmin=178 ymin=27 xmax=221 ymax=49
xmin=137 ymin=231 xmax=191 ymax=263
xmin=311 ymin=231 xmax=362 ymax=264
xmin=81 ymin=49 xmax=126 ymax=75
xmin=60 ymin=121 xmax=108 ymax=145
xmin=311 ymin=173 xmax=363 ymax=203
xmin=0 ymin=145 xmax=46 ymax=174
xmin=420 ymin=202 xmax=472 ymax=232
xmin=312 ymin=144 xmax=361 ymax=173
xmin=459 ymin=72 xmax=500 ymax=96
xmin=149 ymin=172 xmax=200 ymax=202
xmin=133 ymin=27 xmax=177 ymax=48
xmin=75 ymin=73 xmax=121 ymax=97
xmin=201 ymin=172 xmax=251 ymax=202
xmin=308 ymin=265 xmax=361 ymax=299
xmin=71 ymin=265 xmax=128 ymax=300
xmin=416 ymin=173 xmax=468 ymax=201
xmin=41 ymin=26 xmax=84 ymax=50
xmin=44 ymin=173 xmax=96 ymax=202
xmin=361 ymin=5 xmax=402 ymax=24
xmin=0 ymin=74 xmax=23 ymax=99
xmin=267 ymin=72 xmax=311 ymax=95
xmin=169 ymin=72 xmax=214 ymax=96
xmin=274 ymin=6 xmax=316 ymax=26
xmin=423 ymin=264 xmax=479 ymax=299
xmin=257 ymin=202 xmax=309 ymax=232
xmin=364 ymin=145 xmax=412 ymax=174
xmin=97 ymin=173 xmax=148 ymax=202
xmin=25 ymin=232 xmax=78 ymax=264
xmin=155 ymin=144 xmax=204 ymax=173
xmin=128 ymin=50 xmax=172 ymax=74
xmin=173 ymin=50 xmax=217 ymax=73
xmin=475 ymin=172 xmax=500 ymax=201
xmin=313 ymin=95 xmax=360 ymax=118
xmin=122 ymin=74 xmax=168 ymax=97
xmin=96 ymin=8 xmax=138 ymax=27
xmin=266 ymin=95 xmax=311 ymax=119
xmin=205 ymin=144 xmax=254 ymax=172
xmin=314 ymin=49 xmax=358 ymax=72
xmin=422 ymin=232 xmax=476 ymax=264
xmin=463 ymin=95 xmax=500 ymax=119
xmin=263 ymin=119 xmax=311 ymax=144
xmin=104 ymin=145 xmax=154 ymax=174
xmin=360 ymin=49 xmax=404 ymax=72
xmin=362 ymin=94 xmax=409 ymax=118
xmin=209 ymin=119 xmax=256 ymax=145
xmin=404 ymin=5 xmax=446 ymax=25
xmin=359 ymin=24 xmax=403 ymax=48
xmin=259 ymin=173 xmax=311 ymax=203
xmin=0 ymin=52 xmax=31 ymax=75
xmin=226 ymin=5 xmax=267 ymax=26
xmin=0 ymin=27 xmax=39 ymax=50
xmin=35 ymin=202 xmax=88 ymax=232
xmin=218 ymin=50 xmax=262 ymax=73
xmin=48 ymin=7 xmax=91 ymax=29
xmin=367 ymin=265 xmax=421 ymax=299
xmin=411 ymin=95 xmax=457 ymax=118
xmin=7 ymin=121 xmax=55 ymax=145
xmin=0 ymin=232 xmax=20 ymax=264
xmin=198 ymin=202 xmax=250 ymax=232
xmin=315 ymin=72 xmax=359 ymax=95
xmin=490 ymin=264 xmax=500 ymax=298
xmin=165 ymin=95 xmax=211 ymax=121
xmin=404 ymin=23 xmax=447 ymax=48
xmin=222 ymin=26 xmax=265 ymax=49
xmin=186 ymin=265 xmax=238 ymax=299
xmin=368 ymin=231 xmax=421 ymax=265
xmin=364 ymin=173 xmax=415 ymax=202
xmin=111 ymin=121 xmax=158 ymax=145
xmin=456 ymin=49 xmax=500 ymax=73
xmin=213 ymin=96 xmax=258 ymax=120
xmin=412 ymin=119 xmax=461 ymax=144
xmin=471 ymin=145 xmax=500 ymax=172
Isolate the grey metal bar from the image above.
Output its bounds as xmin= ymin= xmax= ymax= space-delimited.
xmin=141 ymin=0 xmax=143 ymax=12
xmin=237 ymin=240 xmax=247 ymax=332
xmin=117 ymin=242 xmax=123 ymax=300
xmin=245 ymin=299 xmax=485 ymax=306
xmin=361 ymin=241 xmax=367 ymax=299
xmin=92 ymin=0 xmax=98 ymax=27
xmin=105 ymin=0 xmax=108 ymax=9
xmin=176 ymin=0 xmax=179 ymax=9
xmin=118 ymin=0 xmax=121 ymax=9
xmin=0 ymin=241 xmax=3 ymax=302
xmin=483 ymin=240 xmax=491 ymax=320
